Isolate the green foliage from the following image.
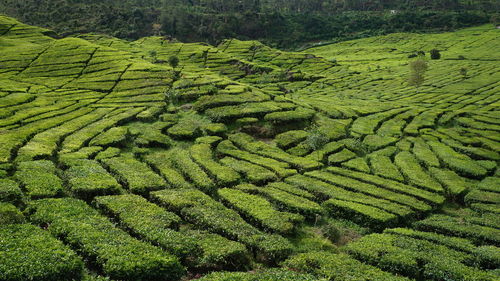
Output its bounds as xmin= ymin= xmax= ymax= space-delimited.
xmin=151 ymin=189 xmax=293 ymax=262
xmin=0 ymin=202 xmax=24 ymax=224
xmin=168 ymin=55 xmax=179 ymax=69
xmin=28 ymin=198 xmax=185 ymax=281
xmin=218 ymin=188 xmax=304 ymax=235
xmin=64 ymin=160 xmax=122 ymax=200
xmin=14 ymin=160 xmax=63 ymax=199
xmin=190 ymin=144 xmax=240 ymax=186
xmin=345 ymin=233 xmax=497 ymax=280
xmin=93 ymin=194 xmax=199 ymax=261
xmin=283 ymin=251 xmax=409 ymax=281
xmin=102 ymin=156 xmax=166 ymax=194
xmin=430 ymin=49 xmax=441 ymax=59
xmin=198 ymin=268 xmax=318 ymax=281
xmin=0 ymin=224 xmax=84 ymax=281
xmin=408 ymin=58 xmax=428 ymax=88
xmin=0 ymin=179 xmax=23 ymax=205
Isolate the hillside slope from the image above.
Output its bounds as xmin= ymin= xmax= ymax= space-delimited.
xmin=0 ymin=15 xmax=499 ymax=280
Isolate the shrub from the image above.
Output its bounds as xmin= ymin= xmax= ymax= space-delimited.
xmin=64 ymin=160 xmax=122 ymax=200
xmin=89 ymin=127 xmax=129 ymax=147
xmin=144 ymin=151 xmax=194 ymax=189
xmin=94 ymin=194 xmax=199 ymax=261
xmin=168 ymin=55 xmax=179 ymax=68
xmin=198 ymin=269 xmax=317 ymax=281
xmin=0 ymin=202 xmax=24 ymax=224
xmin=283 ymin=251 xmax=408 ymax=281
xmin=28 ymin=198 xmax=185 ymax=281
xmin=186 ymin=230 xmax=250 ymax=270
xmin=430 ymin=49 xmax=441 ymax=59
xmin=101 ymin=156 xmax=166 ymax=194
xmin=326 ymin=167 xmax=445 ymax=205
xmin=285 ymin=174 xmax=413 ymax=220
xmin=151 ymin=189 xmax=293 ymax=262
xmin=14 ymin=160 xmax=63 ymax=199
xmin=229 ymin=133 xmax=321 ymax=171
xmin=220 ymin=157 xmax=277 ymax=184
xmin=307 ymin=170 xmax=431 ymax=212
xmin=0 ymin=224 xmax=84 ymax=281
xmin=190 ymin=144 xmax=240 ymax=186
xmin=345 ymin=233 xmax=496 ymax=280
xmin=218 ymin=188 xmax=304 ymax=235
xmin=414 ymin=213 xmax=500 ymax=245
xmin=165 ymin=148 xmax=215 ymax=192
xmin=394 ymin=151 xmax=444 ymax=193
xmin=217 ymin=140 xmax=297 ymax=178
xmin=0 ymin=179 xmax=23 ymax=205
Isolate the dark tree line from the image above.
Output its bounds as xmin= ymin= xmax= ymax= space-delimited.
xmin=0 ymin=0 xmax=498 ymax=48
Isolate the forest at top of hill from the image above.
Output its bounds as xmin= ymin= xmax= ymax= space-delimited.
xmin=0 ymin=0 xmax=499 ymax=49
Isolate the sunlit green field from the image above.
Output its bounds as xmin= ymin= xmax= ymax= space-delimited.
xmin=0 ymin=15 xmax=499 ymax=280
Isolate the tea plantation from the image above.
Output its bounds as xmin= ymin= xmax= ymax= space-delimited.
xmin=0 ymin=15 xmax=499 ymax=280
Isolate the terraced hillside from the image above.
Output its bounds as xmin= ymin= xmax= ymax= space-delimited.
xmin=0 ymin=15 xmax=499 ymax=280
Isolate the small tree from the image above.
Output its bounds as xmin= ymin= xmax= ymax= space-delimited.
xmin=148 ymin=50 xmax=158 ymax=63
xmin=408 ymin=58 xmax=428 ymax=90
xmin=460 ymin=67 xmax=468 ymax=79
xmin=430 ymin=49 xmax=441 ymax=60
xmin=168 ymin=55 xmax=179 ymax=69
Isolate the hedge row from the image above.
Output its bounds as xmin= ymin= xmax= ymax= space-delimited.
xmin=0 ymin=179 xmax=22 ymax=205
xmin=0 ymin=224 xmax=84 ymax=281
xmin=144 ymin=151 xmax=193 ymax=189
xmin=194 ymin=91 xmax=271 ymax=112
xmin=285 ymin=174 xmax=413 ymax=218
xmin=15 ymin=108 xmax=111 ymax=162
xmin=64 ymin=159 xmax=122 ymax=200
xmin=217 ymin=140 xmax=297 ymax=178
xmin=414 ymin=213 xmax=500 ymax=245
xmin=305 ymin=141 xmax=344 ymax=163
xmin=28 ymin=198 xmax=184 ymax=280
xmin=327 ymin=148 xmax=356 ymax=164
xmin=220 ymin=156 xmax=277 ymax=184
xmin=323 ymin=198 xmax=398 ymax=230
xmin=266 ymin=181 xmax=316 ymax=200
xmin=60 ymin=107 xmax=143 ymax=153
xmin=101 ymin=156 xmax=166 ymax=194
xmin=341 ymin=157 xmax=370 ymax=173
xmin=14 ymin=160 xmax=63 ymax=199
xmin=185 ymin=229 xmax=250 ymax=270
xmin=283 ymin=251 xmax=410 ymax=281
xmin=190 ymin=144 xmax=240 ymax=186
xmin=218 ymin=188 xmax=304 ymax=234
xmin=205 ymin=101 xmax=296 ymax=121
xmin=345 ymin=233 xmax=497 ymax=280
xmin=243 ymin=183 xmax=323 ymax=218
xmin=151 ymin=189 xmax=293 ymax=262
xmin=89 ymin=126 xmax=129 ymax=147
xmin=368 ymin=154 xmax=404 ymax=181
xmin=198 ymin=268 xmax=319 ymax=281
xmin=58 ymin=146 xmax=103 ymax=167
xmin=428 ymin=141 xmax=488 ymax=178
xmin=428 ymin=167 xmax=469 ymax=197
xmin=92 ymin=194 xmax=198 ymax=259
xmin=165 ymin=148 xmax=215 ymax=192
xmin=0 ymin=202 xmax=24 ymax=224
xmin=263 ymin=107 xmax=315 ymax=124
xmin=326 ymin=167 xmax=445 ymax=205
xmin=229 ymin=133 xmax=321 ymax=171
xmin=394 ymin=151 xmax=444 ymax=193
xmin=275 ymin=130 xmax=309 ymax=150
xmin=411 ymin=138 xmax=441 ymax=167
xmin=307 ymin=170 xmax=431 ymax=212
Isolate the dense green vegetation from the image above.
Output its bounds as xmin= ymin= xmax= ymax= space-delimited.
xmin=0 ymin=0 xmax=498 ymax=48
xmin=0 ymin=14 xmax=499 ymax=280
